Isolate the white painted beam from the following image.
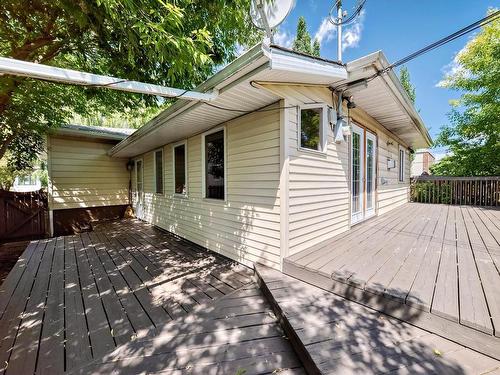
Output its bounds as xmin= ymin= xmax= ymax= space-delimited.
xmin=0 ymin=57 xmax=218 ymax=102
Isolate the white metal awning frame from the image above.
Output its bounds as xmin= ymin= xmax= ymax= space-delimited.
xmin=0 ymin=57 xmax=219 ymax=102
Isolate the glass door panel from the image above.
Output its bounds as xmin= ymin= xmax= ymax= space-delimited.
xmin=351 ymin=124 xmax=364 ymax=224
xmin=365 ymin=132 xmax=376 ymax=218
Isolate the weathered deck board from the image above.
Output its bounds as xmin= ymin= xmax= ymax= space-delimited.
xmin=284 ymin=202 xmax=500 ymax=358
xmin=0 ymin=219 xmax=255 ymax=374
xmin=72 ymin=284 xmax=302 ymax=375
xmin=256 ymin=264 xmax=500 ymax=375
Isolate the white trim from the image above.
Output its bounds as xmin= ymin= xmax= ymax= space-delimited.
xmin=297 ymin=103 xmax=328 ymax=154
xmin=201 ymin=126 xmax=227 ymax=202
xmin=172 ymin=140 xmax=188 ymax=197
xmin=0 ymin=56 xmax=219 ymax=102
xmin=279 ymin=99 xmax=290 ymax=269
xmin=398 ymin=145 xmax=405 ymax=183
xmin=134 ymin=158 xmax=144 ymax=219
xmin=153 ymin=148 xmax=164 ymax=195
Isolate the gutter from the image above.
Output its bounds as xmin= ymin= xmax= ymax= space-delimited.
xmin=347 ymin=51 xmax=433 ymax=147
xmin=108 ymin=43 xmax=267 ymax=157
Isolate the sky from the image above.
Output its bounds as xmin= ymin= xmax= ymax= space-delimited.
xmin=260 ymin=0 xmax=496 ymax=160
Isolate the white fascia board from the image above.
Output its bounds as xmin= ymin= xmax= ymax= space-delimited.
xmin=265 ymin=46 xmax=348 ymax=81
xmin=346 ymin=50 xmax=432 ymax=147
xmin=0 ymin=57 xmax=218 ymax=102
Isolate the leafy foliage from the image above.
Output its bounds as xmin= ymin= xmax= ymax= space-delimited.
xmin=0 ymin=0 xmax=258 ymax=169
xmin=432 ymin=11 xmax=500 ymax=176
xmin=300 ymin=108 xmax=320 ymax=150
xmin=292 ymin=16 xmax=320 ymax=57
xmin=399 ymin=66 xmax=416 ymax=104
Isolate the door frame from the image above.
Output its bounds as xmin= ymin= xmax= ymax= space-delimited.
xmin=350 ymin=122 xmax=378 ymax=225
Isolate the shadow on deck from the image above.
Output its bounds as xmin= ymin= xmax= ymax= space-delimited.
xmin=284 ymin=203 xmax=500 ymax=362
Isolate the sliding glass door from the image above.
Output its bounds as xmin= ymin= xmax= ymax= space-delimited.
xmin=351 ymin=124 xmax=377 ymax=224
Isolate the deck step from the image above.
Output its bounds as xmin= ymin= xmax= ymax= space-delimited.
xmin=282 ymin=259 xmax=500 ymax=362
xmin=255 ymin=264 xmax=500 ymax=374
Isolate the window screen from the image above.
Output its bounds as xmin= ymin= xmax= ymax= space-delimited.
xmin=205 ymin=130 xmax=224 ymax=199
xmin=300 ymin=107 xmax=322 ymax=151
xmin=174 ymin=144 xmax=186 ymax=194
xmin=155 ymin=150 xmax=163 ymax=194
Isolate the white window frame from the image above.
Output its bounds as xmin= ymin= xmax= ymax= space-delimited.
xmin=153 ymin=148 xmax=164 ymax=195
xmin=298 ymin=103 xmax=328 ymax=154
xmin=173 ymin=140 xmax=188 ymax=197
xmin=201 ymin=126 xmax=227 ymax=201
xmin=398 ymin=146 xmax=405 ymax=183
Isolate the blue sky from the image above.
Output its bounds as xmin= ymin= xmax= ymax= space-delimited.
xmin=269 ymin=0 xmax=495 ymax=159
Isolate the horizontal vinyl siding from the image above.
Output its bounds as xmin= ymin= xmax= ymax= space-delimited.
xmin=133 ymin=106 xmax=282 ymax=269
xmin=351 ymin=110 xmax=411 ymax=216
xmin=264 ymin=84 xmax=412 ymax=257
xmin=48 ymin=137 xmax=129 ymax=210
xmin=284 ymin=86 xmax=351 ymax=256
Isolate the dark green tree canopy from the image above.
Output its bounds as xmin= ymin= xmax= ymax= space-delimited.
xmin=292 ymin=16 xmax=320 ymax=57
xmin=0 ymin=0 xmax=257 ymax=170
xmin=399 ymin=66 xmax=416 ymax=104
xmin=432 ymin=12 xmax=499 ymax=176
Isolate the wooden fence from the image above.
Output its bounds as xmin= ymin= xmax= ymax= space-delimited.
xmin=410 ymin=176 xmax=500 ymax=206
xmin=0 ymin=189 xmax=48 ymax=242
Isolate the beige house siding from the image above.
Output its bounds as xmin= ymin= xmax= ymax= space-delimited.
xmin=131 ymin=105 xmax=282 ymax=269
xmin=259 ymin=84 xmax=411 ymax=257
xmin=48 ymin=136 xmax=129 ymax=210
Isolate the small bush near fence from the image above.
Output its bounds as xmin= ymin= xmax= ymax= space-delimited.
xmin=410 ymin=176 xmax=499 ymax=206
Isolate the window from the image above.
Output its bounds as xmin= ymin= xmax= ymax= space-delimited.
xmin=18 ymin=174 xmax=33 ymax=186
xmin=174 ymin=143 xmax=187 ymax=195
xmin=399 ymin=147 xmax=405 ymax=182
xmin=154 ymin=149 xmax=163 ymax=194
xmin=204 ymin=129 xmax=225 ymax=200
xmin=136 ymin=160 xmax=143 ymax=192
xmin=299 ymin=105 xmax=327 ymax=152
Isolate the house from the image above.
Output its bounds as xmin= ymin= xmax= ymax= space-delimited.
xmin=46 ymin=124 xmax=135 ymax=235
xmin=11 ymin=171 xmax=41 ymax=192
xmin=411 ymin=148 xmax=435 ymax=176
xmin=46 ymin=43 xmax=431 ymax=270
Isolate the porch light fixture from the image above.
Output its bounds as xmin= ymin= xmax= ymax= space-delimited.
xmin=126 ymin=160 xmax=134 ymax=171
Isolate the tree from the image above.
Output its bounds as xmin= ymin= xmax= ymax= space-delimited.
xmin=292 ymin=16 xmax=320 ymax=56
xmin=0 ymin=0 xmax=258 ymax=170
xmin=432 ymin=11 xmax=499 ymax=176
xmin=399 ymin=66 xmax=416 ymax=104
xmin=312 ymin=38 xmax=321 ymax=57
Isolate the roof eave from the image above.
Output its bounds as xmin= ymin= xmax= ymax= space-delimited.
xmin=348 ymin=51 xmax=432 ymax=148
xmin=109 ymin=43 xmax=267 ymax=157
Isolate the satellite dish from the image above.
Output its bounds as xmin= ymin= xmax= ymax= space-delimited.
xmin=250 ymin=0 xmax=295 ymax=43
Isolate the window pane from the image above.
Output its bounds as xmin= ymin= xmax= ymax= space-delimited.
xmin=300 ymin=108 xmax=321 ymax=150
xmin=155 ymin=151 xmax=163 ymax=194
xmin=352 ymin=132 xmax=361 ymax=213
xmin=205 ymin=130 xmax=224 ymax=199
xmin=399 ymin=150 xmax=404 ymax=181
xmin=136 ymin=161 xmax=143 ymax=192
xmin=366 ymin=139 xmax=374 ymax=209
xmin=174 ymin=145 xmax=186 ymax=194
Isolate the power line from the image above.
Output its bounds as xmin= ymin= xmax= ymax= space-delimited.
xmin=333 ymin=10 xmax=499 ymax=92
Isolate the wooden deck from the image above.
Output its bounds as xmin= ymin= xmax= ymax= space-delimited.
xmin=256 ymin=264 xmax=500 ymax=374
xmin=72 ymin=283 xmax=303 ymax=375
xmin=284 ymin=203 xmax=500 ymax=360
xmin=0 ymin=220 xmax=300 ymax=374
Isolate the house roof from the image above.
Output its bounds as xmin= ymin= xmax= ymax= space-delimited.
xmin=54 ymin=124 xmax=136 ymax=141
xmin=109 ymin=43 xmax=431 ymax=158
